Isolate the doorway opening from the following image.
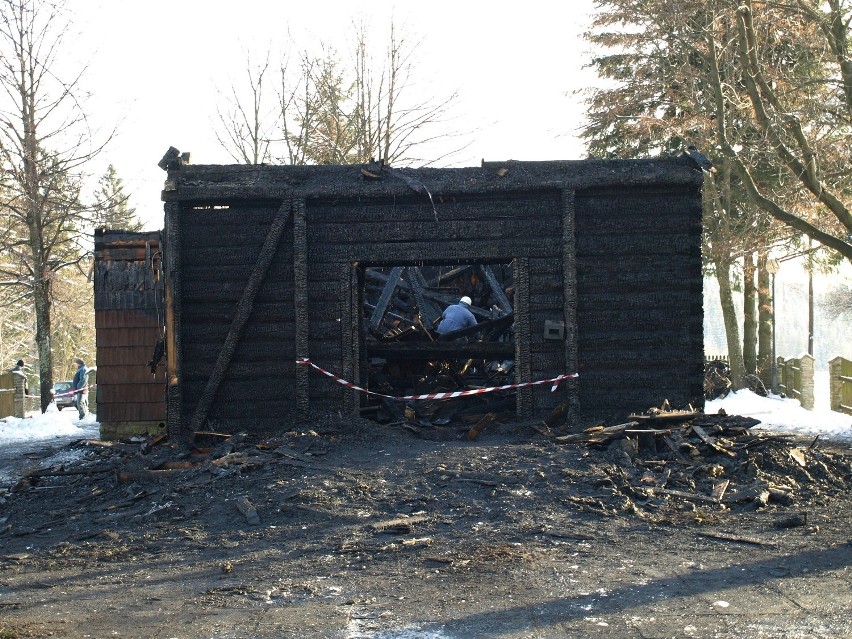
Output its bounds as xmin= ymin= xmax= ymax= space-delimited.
xmin=359 ymin=261 xmax=516 ymax=429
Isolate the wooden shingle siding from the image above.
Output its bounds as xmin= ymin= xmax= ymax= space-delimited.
xmin=94 ymin=230 xmax=167 ymax=435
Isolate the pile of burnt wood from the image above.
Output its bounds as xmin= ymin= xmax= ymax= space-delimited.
xmin=362 ymin=264 xmax=516 ymax=426
xmin=704 ymin=359 xmax=770 ymax=400
xmin=553 ymin=404 xmax=852 ymax=516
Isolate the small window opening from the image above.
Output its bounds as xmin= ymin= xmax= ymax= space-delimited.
xmin=360 ymin=262 xmax=516 ymax=431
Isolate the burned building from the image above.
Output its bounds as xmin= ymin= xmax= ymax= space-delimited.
xmin=160 ymin=157 xmax=704 ymax=438
xmin=93 ymin=229 xmax=167 ymax=437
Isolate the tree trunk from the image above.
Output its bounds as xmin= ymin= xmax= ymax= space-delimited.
xmin=715 ymin=257 xmax=746 ymax=389
xmin=756 ymin=251 xmax=772 ymax=386
xmin=807 ymin=241 xmax=814 ymax=356
xmin=33 ymin=276 xmax=53 ymax=413
xmin=742 ymin=252 xmax=756 ymax=374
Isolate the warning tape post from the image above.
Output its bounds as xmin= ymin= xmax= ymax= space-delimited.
xmin=296 ymin=357 xmax=577 ymax=402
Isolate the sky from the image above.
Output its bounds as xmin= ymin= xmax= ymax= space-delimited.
xmin=67 ymin=0 xmax=599 ymax=231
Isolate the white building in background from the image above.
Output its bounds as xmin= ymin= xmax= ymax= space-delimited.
xmin=703 ymin=256 xmax=852 ymax=369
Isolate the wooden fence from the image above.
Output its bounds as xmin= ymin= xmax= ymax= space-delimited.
xmin=705 ymin=353 xmax=819 ymax=410
xmin=829 ymin=356 xmax=852 ymax=416
xmin=777 ymin=354 xmax=815 ymax=410
xmin=0 ymin=372 xmax=13 ymax=418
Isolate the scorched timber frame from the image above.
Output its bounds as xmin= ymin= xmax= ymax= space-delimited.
xmin=162 ymin=158 xmax=705 ymax=439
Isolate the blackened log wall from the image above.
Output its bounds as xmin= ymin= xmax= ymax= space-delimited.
xmin=574 ymin=186 xmax=704 ymax=415
xmin=161 ymin=158 xmax=704 ymax=436
xmin=176 ymin=203 xmax=296 ymax=432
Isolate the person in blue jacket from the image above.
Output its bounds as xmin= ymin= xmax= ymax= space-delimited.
xmin=71 ymin=357 xmax=89 ymax=419
xmin=437 ymin=296 xmax=477 ymax=335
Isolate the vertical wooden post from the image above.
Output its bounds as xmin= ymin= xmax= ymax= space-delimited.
xmin=515 ymin=257 xmax=531 ymax=418
xmin=561 ymin=188 xmax=579 ymax=425
xmin=293 ymin=198 xmax=309 ymax=415
xmin=163 ymin=201 xmax=184 ymax=439
xmin=829 ymin=356 xmax=842 ymax=412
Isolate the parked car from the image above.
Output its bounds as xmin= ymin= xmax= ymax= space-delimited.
xmin=52 ymin=381 xmax=76 ymax=410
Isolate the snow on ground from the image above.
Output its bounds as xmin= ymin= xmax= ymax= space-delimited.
xmin=0 ymin=404 xmax=100 ymax=488
xmin=0 ymin=402 xmax=98 ymax=445
xmin=1 ymin=372 xmax=850 ymax=454
xmin=706 ymin=371 xmax=852 ymax=443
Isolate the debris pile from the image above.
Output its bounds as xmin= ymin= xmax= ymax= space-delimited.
xmin=3 ymin=407 xmax=850 ymax=551
xmin=704 ymin=359 xmax=770 ymax=400
xmin=548 ymin=404 xmax=852 ymax=521
xmin=363 ymin=263 xmax=516 ymax=425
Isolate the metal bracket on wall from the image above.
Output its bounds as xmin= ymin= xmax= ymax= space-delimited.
xmin=544 ymin=320 xmax=565 ymax=341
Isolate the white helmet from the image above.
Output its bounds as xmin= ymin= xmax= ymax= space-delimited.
xmin=460 ymin=296 xmax=472 ymax=306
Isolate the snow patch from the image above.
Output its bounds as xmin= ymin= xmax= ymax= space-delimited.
xmin=0 ymin=406 xmax=97 ymax=445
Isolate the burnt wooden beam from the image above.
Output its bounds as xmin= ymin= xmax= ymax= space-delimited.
xmin=366 ymin=268 xmax=475 ymax=315
xmin=294 ymin=199 xmax=309 ymax=413
xmin=405 ymin=267 xmax=442 ymax=328
xmin=363 ymin=303 xmax=420 ymax=329
xmin=427 ymin=264 xmax=475 ymax=287
xmin=342 ymin=262 xmax=359 ymax=416
xmin=164 ymin=201 xmax=184 ymax=440
xmin=562 ymin=188 xmax=579 ymax=424
xmin=162 ymin=158 xmax=702 ymax=204
xmin=187 ymin=197 xmax=293 ymax=434
xmin=368 ymin=266 xmax=403 ymax=331
xmin=478 ymin=264 xmax=513 ymax=315
xmin=366 ymin=341 xmax=514 ymax=360
xmin=515 ymin=258 xmax=531 ymax=417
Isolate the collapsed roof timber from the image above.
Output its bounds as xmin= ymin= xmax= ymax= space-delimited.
xmin=362 ymin=262 xmax=516 ymax=427
xmin=97 ymin=154 xmax=708 ymax=440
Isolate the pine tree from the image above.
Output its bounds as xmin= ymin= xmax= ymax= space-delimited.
xmin=93 ymin=165 xmax=142 ymax=232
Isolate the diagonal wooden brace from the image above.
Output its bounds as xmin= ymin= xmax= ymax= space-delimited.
xmin=188 ymin=199 xmax=293 ymax=435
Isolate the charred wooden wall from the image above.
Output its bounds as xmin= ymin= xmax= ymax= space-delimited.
xmin=162 ymin=158 xmax=704 ymax=437
xmin=93 ymin=230 xmax=167 ymax=434
xmin=574 ymin=186 xmax=704 ymax=416
xmin=174 ymin=202 xmax=296 ymax=432
xmin=303 ymin=191 xmax=565 ymax=415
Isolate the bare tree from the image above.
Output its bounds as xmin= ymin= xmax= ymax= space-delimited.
xmin=217 ymin=17 xmax=465 ymax=168
xmin=349 ymin=18 xmax=462 ymax=166
xmin=0 ymin=0 xmax=106 ymax=411
xmin=214 ymin=52 xmax=276 ymax=165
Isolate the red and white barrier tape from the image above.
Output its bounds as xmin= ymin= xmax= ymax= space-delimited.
xmin=296 ymin=357 xmax=577 ymax=401
xmin=53 ymin=385 xmax=93 ymax=398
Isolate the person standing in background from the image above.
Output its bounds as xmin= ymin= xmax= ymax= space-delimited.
xmin=10 ymin=359 xmax=28 ymax=395
xmin=71 ymin=358 xmax=89 ymax=419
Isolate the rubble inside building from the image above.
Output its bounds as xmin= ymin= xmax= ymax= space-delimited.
xmin=361 ymin=263 xmax=516 ymax=428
